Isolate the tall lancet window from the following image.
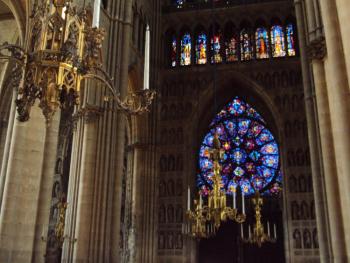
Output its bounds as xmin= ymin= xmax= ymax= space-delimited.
xmin=174 ymin=0 xmax=184 ymax=8
xmin=255 ymin=27 xmax=270 ymax=59
xmin=240 ymin=29 xmax=253 ymax=61
xmin=210 ymin=26 xmax=223 ymax=64
xmin=225 ymin=23 xmax=239 ymax=62
xmin=196 ymin=32 xmax=207 ymax=65
xmin=180 ymin=32 xmax=191 ymax=66
xmin=286 ymin=23 xmax=296 ymax=56
xmin=197 ymin=97 xmax=282 ymax=196
xmin=271 ymin=25 xmax=286 ymax=57
xmin=171 ymin=35 xmax=177 ymax=67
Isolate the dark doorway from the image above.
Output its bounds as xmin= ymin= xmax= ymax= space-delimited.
xmin=198 ymin=198 xmax=284 ymax=263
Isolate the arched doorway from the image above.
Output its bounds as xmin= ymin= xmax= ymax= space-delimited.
xmin=196 ymin=97 xmax=285 ymax=262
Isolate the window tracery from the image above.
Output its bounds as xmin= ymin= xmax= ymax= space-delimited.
xmin=197 ymin=97 xmax=282 ymax=196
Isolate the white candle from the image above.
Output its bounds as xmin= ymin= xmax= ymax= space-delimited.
xmin=240 ymin=224 xmax=243 ymax=239
xmin=233 ymin=190 xmax=236 ymax=209
xmin=267 ymin=221 xmax=270 ymax=237
xmin=242 ymin=191 xmax=245 ymax=214
xmin=143 ymin=24 xmax=150 ymax=90
xmin=187 ymin=187 xmax=190 ymax=211
xmin=274 ymin=223 xmax=277 ymax=239
xmin=199 ymin=194 xmax=203 ymax=209
xmin=92 ymin=0 xmax=101 ymax=28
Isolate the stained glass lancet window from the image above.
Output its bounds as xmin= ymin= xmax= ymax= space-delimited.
xmin=174 ymin=0 xmax=184 ymax=8
xmin=197 ymin=97 xmax=282 ymax=196
xmin=271 ymin=25 xmax=286 ymax=57
xmin=180 ymin=33 xmax=191 ymax=66
xmin=171 ymin=35 xmax=177 ymax=67
xmin=255 ymin=27 xmax=270 ymax=59
xmin=196 ymin=33 xmax=207 ymax=65
xmin=225 ymin=34 xmax=239 ymax=62
xmin=286 ymin=23 xmax=296 ymax=56
xmin=211 ymin=33 xmax=223 ymax=64
xmin=240 ymin=29 xmax=253 ymax=61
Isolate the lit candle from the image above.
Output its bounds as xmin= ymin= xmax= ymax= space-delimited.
xmin=274 ymin=223 xmax=277 ymax=239
xmin=187 ymin=186 xmax=190 ymax=211
xmin=242 ymin=191 xmax=245 ymax=214
xmin=267 ymin=221 xmax=270 ymax=237
xmin=240 ymin=224 xmax=243 ymax=239
xmin=143 ymin=24 xmax=150 ymax=90
xmin=92 ymin=0 xmax=101 ymax=28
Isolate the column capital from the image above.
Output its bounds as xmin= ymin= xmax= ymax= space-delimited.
xmin=307 ymin=36 xmax=327 ymax=60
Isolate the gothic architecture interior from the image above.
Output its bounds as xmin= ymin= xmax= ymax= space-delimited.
xmin=0 ymin=0 xmax=349 ymax=262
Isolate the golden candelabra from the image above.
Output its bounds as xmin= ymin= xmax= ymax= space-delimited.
xmin=241 ymin=192 xmax=277 ymax=247
xmin=0 ymin=0 xmax=155 ymax=123
xmin=184 ymin=134 xmax=246 ymax=239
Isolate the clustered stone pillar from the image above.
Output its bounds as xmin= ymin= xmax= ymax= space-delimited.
xmin=293 ymin=1 xmax=331 ymax=262
xmin=296 ymin=0 xmax=350 ymax=261
xmin=60 ymin=0 xmax=134 ymax=262
xmin=317 ymin=0 xmax=350 ymax=258
xmin=0 ymin=105 xmax=60 ymax=263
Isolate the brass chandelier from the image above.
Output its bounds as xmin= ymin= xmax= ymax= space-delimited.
xmin=183 ymin=134 xmax=246 ymax=239
xmin=0 ymin=0 xmax=155 ymax=123
xmin=241 ymin=192 xmax=277 ymax=247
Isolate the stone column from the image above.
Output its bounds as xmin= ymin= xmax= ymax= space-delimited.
xmin=0 ymin=105 xmax=47 ymax=263
xmin=110 ymin=0 xmax=133 ymax=261
xmin=294 ymin=1 xmax=331 ymax=261
xmin=32 ymin=112 xmax=61 ymax=263
xmin=334 ymin=0 xmax=350 ymax=84
xmin=0 ymin=89 xmax=16 ymax=207
xmin=312 ymin=60 xmax=347 ymax=262
xmin=61 ymin=111 xmax=85 ymax=263
xmin=72 ymin=113 xmax=99 ymax=263
xmin=318 ymin=0 xmax=350 ymax=256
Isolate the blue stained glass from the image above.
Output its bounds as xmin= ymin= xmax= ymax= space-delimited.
xmin=286 ymin=24 xmax=296 ymax=56
xmin=229 ymin=98 xmax=246 ymax=115
xmin=196 ymin=33 xmax=207 ymax=65
xmin=211 ymin=35 xmax=223 ymax=64
xmin=197 ymin=97 xmax=282 ymax=196
xmin=180 ymin=33 xmax=191 ymax=66
xmin=231 ymin=148 xmax=247 ymax=164
xmin=224 ymin=121 xmax=236 ymax=136
xmin=233 ymin=136 xmax=243 ymax=146
xmin=238 ymin=119 xmax=251 ymax=136
xmin=240 ymin=29 xmax=253 ymax=61
xmin=249 ymin=151 xmax=261 ymax=162
xmin=199 ymin=145 xmax=211 ymax=158
xmin=252 ymin=175 xmax=265 ymax=190
xmin=257 ymin=166 xmax=274 ymax=180
xmin=255 ymin=27 xmax=270 ymax=59
xmin=271 ymin=25 xmax=286 ymax=57
xmin=171 ymin=36 xmax=177 ymax=67
xmin=174 ymin=0 xmax=184 ymax=8
xmin=256 ymin=129 xmax=274 ymax=145
xmin=203 ymin=133 xmax=214 ymax=146
xmin=247 ymin=122 xmax=265 ymax=138
xmin=261 ymin=142 xmax=278 ymax=155
xmin=245 ymin=162 xmax=256 ymax=173
xmin=261 ymin=155 xmax=279 ymax=169
xmin=245 ymin=139 xmax=255 ymax=150
xmin=199 ymin=158 xmax=213 ymax=170
xmin=234 ymin=166 xmax=245 ymax=176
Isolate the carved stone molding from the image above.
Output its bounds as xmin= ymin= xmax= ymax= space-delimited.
xmin=71 ymin=104 xmax=104 ymax=126
xmin=307 ymin=36 xmax=327 ymax=60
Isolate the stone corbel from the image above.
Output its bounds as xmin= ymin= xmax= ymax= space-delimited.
xmin=307 ymin=36 xmax=327 ymax=60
